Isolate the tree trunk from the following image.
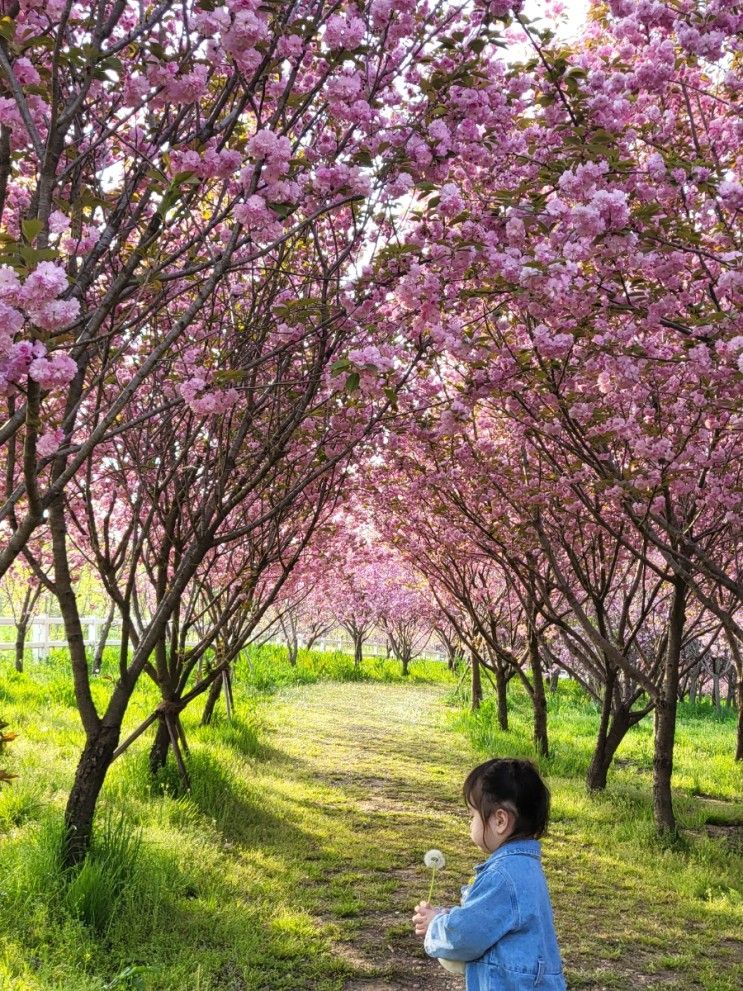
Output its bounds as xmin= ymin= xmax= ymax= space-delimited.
xmin=652 ymin=577 xmax=685 ymax=835
xmin=62 ymin=724 xmax=120 ymax=868
xmin=586 ymin=704 xmax=639 ymax=792
xmin=712 ymin=669 xmax=721 ymax=712
xmin=587 ymin=666 xmax=616 ymax=792
xmin=471 ymin=651 xmax=482 ymax=712
xmin=201 ymin=674 xmax=222 ymax=726
xmin=549 ymin=670 xmax=559 ymax=692
xmin=736 ymin=676 xmax=743 ymax=762
xmin=527 ymin=619 xmax=548 ymax=757
xmin=149 ymin=717 xmax=170 ymax=775
xmin=93 ymin=606 xmax=116 ymax=674
xmin=353 ymin=633 xmax=363 ymax=668
xmin=92 ymin=605 xmax=115 ymax=675
xmin=287 ymin=637 xmax=298 ymax=666
xmin=15 ymin=618 xmax=28 ymax=672
xmin=495 ymin=666 xmax=508 ymax=731
xmin=402 ymin=652 xmax=410 ymax=677
xmin=689 ymin=663 xmax=699 ymax=704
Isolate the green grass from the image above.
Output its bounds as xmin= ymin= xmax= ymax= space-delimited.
xmin=0 ymin=649 xmax=453 ymax=991
xmin=0 ymin=652 xmax=740 ymax=991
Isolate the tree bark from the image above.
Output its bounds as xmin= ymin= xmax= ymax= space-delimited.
xmin=62 ymin=724 xmax=119 ymax=868
xmin=471 ymin=650 xmax=482 ymax=712
xmin=652 ymin=577 xmax=685 ymax=835
xmin=527 ymin=616 xmax=548 ymax=757
xmin=586 ymin=705 xmax=641 ymax=792
xmin=495 ymin=666 xmax=508 ymax=731
xmin=735 ymin=676 xmax=743 ymax=762
xmin=587 ymin=666 xmax=616 ymax=791
xmin=689 ymin=662 xmax=699 ymax=704
xmin=92 ymin=605 xmax=115 ymax=674
xmin=15 ymin=618 xmax=28 ymax=672
xmin=201 ymin=674 xmax=222 ymax=726
xmin=353 ymin=633 xmax=363 ymax=668
xmin=149 ymin=717 xmax=170 ymax=775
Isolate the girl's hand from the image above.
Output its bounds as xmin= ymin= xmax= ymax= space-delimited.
xmin=412 ymin=900 xmax=441 ymax=938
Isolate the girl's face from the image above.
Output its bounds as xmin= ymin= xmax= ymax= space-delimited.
xmin=468 ymin=802 xmax=515 ymax=854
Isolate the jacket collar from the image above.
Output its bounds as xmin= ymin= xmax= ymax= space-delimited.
xmin=473 ymin=838 xmax=541 ymax=873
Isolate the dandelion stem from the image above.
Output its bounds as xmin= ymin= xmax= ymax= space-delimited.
xmin=427 ymin=867 xmax=437 ymax=903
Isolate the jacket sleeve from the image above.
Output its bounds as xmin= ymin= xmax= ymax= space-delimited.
xmin=423 ymin=867 xmax=518 ymax=962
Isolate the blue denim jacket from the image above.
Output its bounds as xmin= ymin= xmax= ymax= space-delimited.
xmin=424 ymin=839 xmax=566 ymax=990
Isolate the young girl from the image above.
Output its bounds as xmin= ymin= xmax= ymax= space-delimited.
xmin=412 ymin=758 xmax=566 ymax=990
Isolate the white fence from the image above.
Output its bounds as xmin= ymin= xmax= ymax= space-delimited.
xmin=0 ymin=616 xmax=447 ymax=663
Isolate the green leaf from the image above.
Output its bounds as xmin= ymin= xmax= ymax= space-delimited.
xmin=268 ymin=201 xmax=295 ymax=219
xmin=345 ymin=371 xmax=360 ymax=393
xmin=331 ymin=358 xmax=351 ymax=376
xmin=19 ymin=244 xmax=60 ymax=265
xmin=0 ymin=16 xmax=15 ymax=41
xmin=21 ymin=218 xmax=43 ymax=242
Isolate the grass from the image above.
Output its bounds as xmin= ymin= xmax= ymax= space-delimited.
xmin=0 ymin=650 xmax=740 ymax=991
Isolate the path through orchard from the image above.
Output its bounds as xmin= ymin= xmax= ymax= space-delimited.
xmin=261 ymin=680 xmax=474 ymax=991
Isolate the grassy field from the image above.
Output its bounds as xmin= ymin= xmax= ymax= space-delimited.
xmin=0 ymin=647 xmax=741 ymax=991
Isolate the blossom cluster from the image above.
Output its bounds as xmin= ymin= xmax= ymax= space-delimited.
xmin=0 ymin=262 xmax=79 ymax=396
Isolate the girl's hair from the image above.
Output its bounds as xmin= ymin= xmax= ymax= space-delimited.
xmin=463 ymin=758 xmax=550 ymax=840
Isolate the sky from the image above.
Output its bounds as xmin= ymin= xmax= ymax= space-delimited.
xmin=522 ymin=0 xmax=590 ymax=40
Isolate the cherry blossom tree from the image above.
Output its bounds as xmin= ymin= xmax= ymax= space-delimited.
xmin=0 ymin=0 xmax=527 ymax=863
xmin=380 ymin=0 xmax=742 ymax=829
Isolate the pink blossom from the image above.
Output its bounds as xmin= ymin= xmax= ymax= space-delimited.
xmin=28 ymin=352 xmax=77 ymax=390
xmin=28 ymin=297 xmax=81 ymax=331
xmin=0 ymin=265 xmax=21 ymax=301
xmin=439 ymin=183 xmax=464 ymax=217
xmin=324 ymin=14 xmax=366 ymax=51
xmin=0 ymin=300 xmax=24 ymax=334
xmin=194 ymin=5 xmax=231 ymax=37
xmin=13 ymin=58 xmax=40 ymax=86
xmin=37 ymin=428 xmax=64 ymax=458
xmin=166 ymin=65 xmax=209 ymax=103
xmin=718 ymin=180 xmax=743 ymax=211
xmin=21 ymin=262 xmax=68 ymax=305
xmin=48 ymin=210 xmax=70 ymax=235
xmin=247 ymin=129 xmax=291 ymax=163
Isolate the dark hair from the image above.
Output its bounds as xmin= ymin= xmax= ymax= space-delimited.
xmin=463 ymin=758 xmax=550 ymax=840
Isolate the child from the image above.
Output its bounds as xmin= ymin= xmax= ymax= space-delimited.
xmin=412 ymin=758 xmax=566 ymax=990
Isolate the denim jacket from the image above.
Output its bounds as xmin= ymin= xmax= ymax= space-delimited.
xmin=424 ymin=839 xmax=566 ymax=991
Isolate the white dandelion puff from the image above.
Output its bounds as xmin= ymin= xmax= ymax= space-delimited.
xmin=424 ymin=849 xmax=446 ymax=870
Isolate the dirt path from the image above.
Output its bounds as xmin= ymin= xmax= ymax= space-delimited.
xmin=263 ymin=680 xmax=478 ymax=991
